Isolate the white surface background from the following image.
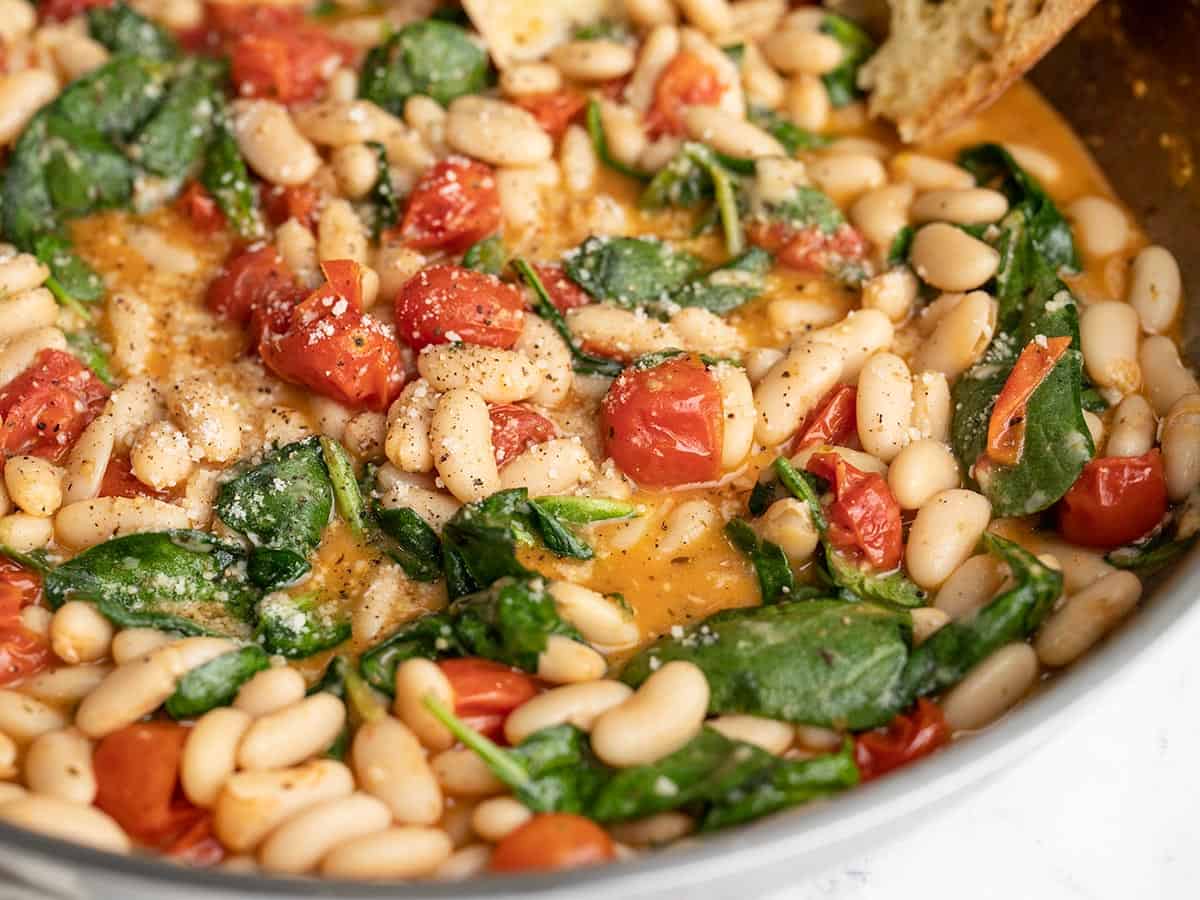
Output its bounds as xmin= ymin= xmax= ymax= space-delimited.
xmin=765 ymin=607 xmax=1200 ymax=900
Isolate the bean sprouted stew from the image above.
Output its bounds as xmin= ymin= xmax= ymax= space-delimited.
xmin=0 ymin=0 xmax=1191 ymax=881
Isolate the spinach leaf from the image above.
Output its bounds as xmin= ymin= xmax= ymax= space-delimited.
xmin=899 ymin=532 xmax=1060 ymax=701
xmin=1107 ymin=494 xmax=1200 ymax=575
xmin=359 ymin=20 xmax=489 ymax=113
xmin=527 ymin=502 xmax=594 ymax=560
xmin=42 ymin=115 xmax=134 ymax=218
xmin=359 ymin=575 xmax=583 ymax=692
xmin=462 ymin=234 xmax=505 ymax=275
xmin=0 ymin=546 xmax=52 ymax=575
xmin=585 ymin=99 xmax=652 ymax=182
xmin=374 ymin=505 xmax=443 ymax=582
xmin=215 ymin=437 xmax=333 ymax=588
xmin=563 ymin=236 xmax=701 ymax=310
xmin=640 ymin=148 xmax=714 ymax=210
xmin=725 ymin=518 xmax=795 ymax=605
xmin=426 ymin=696 xmax=610 ymax=812
xmin=573 ymin=20 xmax=632 ymax=42
xmin=819 ymin=14 xmax=875 ymax=108
xmin=319 ymin=437 xmax=366 ymax=537
xmin=53 ymin=54 xmax=169 ymax=137
xmin=888 ymin=226 xmax=915 ymax=266
xmin=512 ymin=258 xmax=624 ymax=377
xmin=87 ymin=2 xmax=177 ymax=60
xmin=35 ymin=235 xmax=104 ymax=314
xmin=670 ymin=247 xmax=771 ymax=315
xmin=756 ymin=184 xmax=846 ymax=235
xmin=131 ymin=57 xmax=223 ymax=179
xmin=364 ymin=142 xmax=400 ymax=240
xmin=747 ymin=106 xmax=831 ymax=155
xmin=639 ymin=143 xmax=746 ymax=255
xmin=165 ymin=645 xmax=269 ymax=719
xmin=44 ymin=531 xmax=258 ymax=635
xmin=257 ymin=592 xmax=351 ymax=659
xmin=66 ymin=331 xmax=115 ymax=386
xmin=200 ymin=111 xmax=264 ymax=242
xmin=528 ymin=496 xmax=638 ymax=524
xmin=622 ymin=599 xmax=912 ymax=729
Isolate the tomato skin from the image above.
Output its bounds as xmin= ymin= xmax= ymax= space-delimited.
xmin=854 ymin=699 xmax=950 ymax=782
xmin=397 ymin=157 xmax=501 ymax=254
xmin=807 ymin=451 xmax=903 ymax=571
xmin=163 ymin=812 xmax=225 ymax=867
xmin=795 ymin=384 xmax=857 ymax=450
xmin=99 ymin=456 xmax=171 ymax=501
xmin=393 ymin=264 xmax=525 ymax=351
xmin=749 ymin=221 xmax=868 ymax=274
xmin=205 ymin=2 xmax=302 ymax=36
xmin=93 ymin=723 xmax=204 ymax=848
xmin=645 ymin=51 xmax=726 ymax=137
xmin=261 ymin=183 xmax=321 ymax=230
xmin=0 ymin=349 xmax=110 ymax=463
xmin=601 ymin=354 xmax=724 ymax=488
xmin=39 ymin=0 xmax=112 ymax=22
xmin=438 ymin=658 xmax=539 ymax=741
xmin=489 ymin=404 xmax=559 ymax=466
xmin=0 ymin=559 xmax=50 ymax=687
xmin=489 ymin=813 xmax=616 ymax=873
xmin=986 ymin=335 xmax=1073 ymax=466
xmin=1058 ymin=450 xmax=1168 ymax=549
xmin=513 ymin=90 xmax=587 ymax=138
xmin=259 ymin=260 xmax=406 ymax=411
xmin=175 ymin=181 xmax=226 ymax=234
xmin=206 ymin=244 xmax=301 ymax=326
xmin=533 ymin=264 xmax=591 ymax=312
xmin=230 ymin=26 xmax=346 ymax=104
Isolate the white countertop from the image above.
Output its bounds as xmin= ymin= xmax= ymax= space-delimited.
xmin=767 ymin=608 xmax=1200 ymax=900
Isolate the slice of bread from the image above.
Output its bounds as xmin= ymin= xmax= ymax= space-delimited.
xmin=849 ymin=0 xmax=1100 ymax=142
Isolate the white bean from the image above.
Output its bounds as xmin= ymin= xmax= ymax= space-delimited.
xmin=1080 ymin=301 xmax=1141 ymax=394
xmin=934 ymin=553 xmax=1007 ymax=620
xmin=504 ymin=680 xmax=633 ymax=745
xmin=385 ymin=379 xmax=438 ymax=473
xmin=500 ymin=439 xmax=595 ymax=496
xmin=0 ymin=326 xmax=66 ymax=388
xmin=1161 ymin=393 xmax=1200 ymax=501
xmin=237 ymin=693 xmax=346 ymax=771
xmin=808 ymin=154 xmax=887 ymax=200
xmin=182 ymin=707 xmax=252 ymax=808
xmin=591 ymin=661 xmax=709 ymax=767
xmin=232 ymin=99 xmax=321 ymax=186
xmin=445 ymin=96 xmax=552 ymax=166
xmin=758 ymin=498 xmax=819 ymax=563
xmin=808 ymin=309 xmax=895 ymax=379
xmin=911 ymin=224 xmax=1000 ymax=292
xmin=418 ymin=344 xmax=542 ymax=404
xmin=1139 ymin=336 xmax=1199 ymax=416
xmin=0 ymin=796 xmax=129 ymax=853
xmin=168 ymin=377 xmax=242 ymax=463
xmin=911 ymin=189 xmax=1008 ymax=225
xmin=0 ymin=70 xmax=58 ymax=146
xmin=942 ymin=643 xmax=1039 ymax=732
xmin=905 ymin=489 xmax=992 ymax=590
xmin=1105 ymin=394 xmax=1155 ymax=458
xmin=791 ymin=443 xmax=887 ymax=478
xmin=434 ymin=843 xmax=491 ymax=881
xmin=856 ymin=353 xmax=913 ymax=462
xmin=624 ymin=0 xmax=678 ymax=28
xmin=753 ymin=342 xmax=844 ymax=446
xmin=24 ymin=728 xmax=95 ymax=805
xmin=55 ymin=496 xmax=190 ymax=549
xmin=429 ymin=387 xmax=501 ymax=504
xmin=320 ymin=827 xmax=452 ymax=880
xmin=1127 ymin=245 xmax=1182 ymax=334
xmin=609 ymin=812 xmax=694 ymax=847
xmin=1034 ymin=571 xmax=1142 ymax=668
xmin=213 ymin=759 xmax=354 ymax=853
xmin=911 ymin=607 xmax=951 ymax=645
xmin=0 ymin=690 xmax=65 ymax=743
xmin=471 ymin=796 xmax=531 ymax=842
xmin=431 ymin=747 xmax=505 ymax=797
xmin=1068 ymin=195 xmax=1129 ymax=257
xmin=711 ymin=363 xmax=755 ymax=470
xmin=49 ymin=601 xmax=112 ymax=665
xmin=317 ymin=198 xmax=369 ymax=265
xmin=259 ymin=792 xmax=391 ymax=875
xmin=129 ymin=421 xmax=192 ymax=490
xmin=683 ymin=105 xmax=783 ymax=160
xmin=708 ymin=715 xmax=793 ymax=755
xmin=394 ymin=658 xmax=455 ymax=752
xmin=0 ymin=513 xmax=52 ymax=552
xmin=515 ymin=315 xmax=572 ymax=409
xmin=850 ymin=185 xmax=915 ymax=256
xmin=762 ymin=28 xmax=844 ymax=75
xmin=566 ymin=305 xmax=680 ymax=359
xmin=912 ymin=290 xmax=997 ymax=380
xmin=352 ymin=716 xmax=442 ymax=824
xmin=3 ymin=456 xmax=60 ymax=518
xmin=672 ymin=308 xmax=743 ymax=357
xmin=911 ymin=371 xmax=952 ymax=443
xmin=537 ymin=635 xmax=607 ymax=684
xmin=890 ymin=153 xmax=974 ymax=191
xmin=784 ymin=73 xmax=829 ymax=131
xmin=500 ymin=62 xmax=562 ymax=96
xmin=21 ymin=663 xmax=111 ymax=706
xmin=560 ymin=124 xmax=598 ymax=194
xmin=0 ymin=252 xmax=48 ymax=297
xmin=887 ymin=439 xmax=960 ymax=510
xmin=549 ymin=582 xmax=639 ymax=651
xmin=550 ymin=40 xmax=635 ymax=81
xmin=0 ymin=289 xmax=57 ymax=341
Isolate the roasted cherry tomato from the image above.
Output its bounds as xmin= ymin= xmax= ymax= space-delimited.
xmin=986 ymin=335 xmax=1073 ymax=466
xmin=854 ymin=699 xmax=951 ymax=782
xmin=0 ymin=558 xmax=50 ymax=687
xmin=533 ymin=264 xmax=591 ymax=312
xmin=393 ymin=264 xmax=525 ymax=351
xmin=205 ymin=2 xmax=303 ymax=36
xmin=38 ymin=0 xmax=112 ymax=22
xmin=645 ymin=51 xmax=726 ymax=137
xmin=163 ymin=812 xmax=224 ymax=867
xmin=807 ymin=451 xmax=903 ymax=571
xmin=1058 ymin=450 xmax=1168 ymax=549
xmin=489 ymin=813 xmax=617 ymax=873
xmin=205 ymin=244 xmax=302 ymax=326
xmin=259 ymin=260 xmax=405 ymax=411
xmin=489 ymin=404 xmax=559 ymax=466
xmin=795 ymin=384 xmax=857 ymax=450
xmin=749 ymin=221 xmax=868 ymax=275
xmin=397 ymin=157 xmax=501 ymax=254
xmin=230 ymin=25 xmax=346 ymax=104
xmin=438 ymin=658 xmax=539 ymax=741
xmin=601 ymin=353 xmax=724 ymax=488
xmin=99 ymin=456 xmax=171 ymax=501
xmin=93 ymin=723 xmax=205 ymax=848
xmin=261 ymin=183 xmax=321 ymax=230
xmin=513 ymin=90 xmax=587 ymax=138
xmin=0 ymin=349 xmax=110 ymax=462
xmin=175 ymin=181 xmax=226 ymax=234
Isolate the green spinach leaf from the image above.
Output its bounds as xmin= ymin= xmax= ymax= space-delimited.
xmin=165 ymin=645 xmax=269 ymax=719
xmin=670 ymin=247 xmax=771 ymax=315
xmin=462 ymin=234 xmax=506 ymax=275
xmin=725 ymin=518 xmax=795 ymax=605
xmin=131 ymin=57 xmax=223 ymax=179
xmin=319 ymin=437 xmax=366 ymax=537
xmin=374 ymin=505 xmax=443 ymax=582
xmin=200 ymin=111 xmax=264 ymax=242
xmin=35 ymin=235 xmax=104 ymax=314
xmin=563 ymin=236 xmax=701 ymax=309
xmin=359 ymin=20 xmax=489 ymax=112
xmin=87 ymin=2 xmax=178 ymax=60
xmin=747 ymin=106 xmax=831 ymax=155
xmin=819 ymin=14 xmax=875 ymax=108
xmin=365 ymin=141 xmax=400 ymax=240
xmin=66 ymin=331 xmax=115 ymax=386
xmin=257 ymin=592 xmax=350 ymax=659
xmin=585 ymin=99 xmax=652 ymax=182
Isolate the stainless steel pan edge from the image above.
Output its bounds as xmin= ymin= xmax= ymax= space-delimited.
xmin=2 ymin=1 xmax=1198 ymax=896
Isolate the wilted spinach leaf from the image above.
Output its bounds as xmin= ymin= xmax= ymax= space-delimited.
xmin=374 ymin=504 xmax=443 ymax=582
xmin=820 ymin=14 xmax=875 ymax=108
xmin=748 ymin=106 xmax=831 ymax=155
xmin=165 ymin=645 xmax=269 ymax=719
xmin=87 ymin=1 xmax=177 ymax=59
xmin=725 ymin=518 xmax=795 ymax=605
xmin=359 ymin=20 xmax=489 ymax=112
xmin=201 ymin=109 xmax=264 ymax=241
xmin=257 ymin=592 xmax=350 ymax=659
xmin=462 ymin=234 xmax=505 ymax=275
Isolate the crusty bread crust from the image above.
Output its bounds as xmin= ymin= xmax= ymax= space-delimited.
xmin=864 ymin=0 xmax=1100 ymax=143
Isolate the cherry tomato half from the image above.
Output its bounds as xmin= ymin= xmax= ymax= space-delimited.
xmin=0 ymin=349 xmax=110 ymax=462
xmin=807 ymin=451 xmax=903 ymax=571
xmin=438 ymin=657 xmax=539 ymax=741
xmin=513 ymin=90 xmax=588 ymax=139
xmin=0 ymin=558 xmax=50 ymax=688
xmin=99 ymin=456 xmax=171 ymax=501
xmin=645 ymin=51 xmax=726 ymax=138
xmin=1058 ymin=450 xmax=1168 ymax=549
xmin=261 ymin=183 xmax=321 ymax=230
xmin=489 ymin=404 xmax=559 ymax=467
xmin=205 ymin=244 xmax=302 ymax=327
xmin=854 ymin=699 xmax=950 ymax=782
xmin=532 ymin=264 xmax=591 ymax=312
xmin=398 ymin=157 xmax=502 ymax=254
xmin=489 ymin=813 xmax=616 ymax=873
xmin=175 ymin=181 xmax=226 ymax=234
xmin=230 ymin=26 xmax=346 ymax=104
xmin=795 ymin=384 xmax=857 ymax=450
xmin=393 ymin=264 xmax=525 ymax=351
xmin=259 ymin=260 xmax=406 ymax=411
xmin=986 ymin=335 xmax=1073 ymax=466
xmin=748 ymin=222 xmax=868 ymax=275
xmin=601 ymin=353 xmax=724 ymax=488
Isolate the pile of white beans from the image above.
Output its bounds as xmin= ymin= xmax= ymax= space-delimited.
xmin=0 ymin=0 xmax=1193 ymax=880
